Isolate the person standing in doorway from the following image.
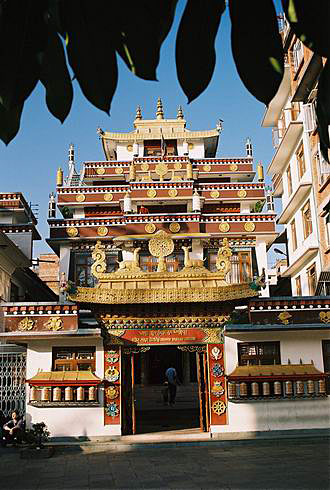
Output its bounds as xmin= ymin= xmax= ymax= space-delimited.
xmin=165 ymin=367 xmax=180 ymax=406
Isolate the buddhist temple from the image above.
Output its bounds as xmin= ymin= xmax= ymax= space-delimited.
xmin=0 ymin=101 xmax=329 ymax=439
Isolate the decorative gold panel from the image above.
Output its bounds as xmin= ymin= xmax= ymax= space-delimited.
xmin=96 ymin=167 xmax=105 ymax=175
xmin=237 ymin=189 xmax=247 ymax=198
xmin=149 ymin=230 xmax=174 ymax=258
xmin=168 ymin=189 xmax=178 ymax=197
xmin=141 ymin=163 xmax=149 ymax=171
xmin=76 ymin=194 xmax=85 ymax=202
xmin=97 ymin=226 xmax=108 ymax=237
xmin=169 ymin=222 xmax=181 ymax=233
xmin=147 ymin=189 xmax=157 ymax=198
xmin=229 ymin=164 xmax=238 ymax=171
xmin=210 ymin=190 xmax=220 ymax=199
xmin=174 ymin=163 xmax=182 ymax=170
xmin=145 ymin=223 xmax=156 ymax=234
xmin=203 ymin=164 xmax=211 ymax=172
xmin=244 ymin=222 xmax=255 ymax=232
xmin=115 ymin=167 xmax=124 ymax=174
xmin=155 ymin=163 xmax=168 ymax=177
xmin=18 ymin=317 xmax=35 ymax=331
xmin=104 ymin=193 xmax=113 ymax=202
xmin=66 ymin=226 xmax=79 ymax=237
xmin=219 ymin=222 xmax=230 ymax=233
xmin=44 ymin=316 xmax=63 ymax=331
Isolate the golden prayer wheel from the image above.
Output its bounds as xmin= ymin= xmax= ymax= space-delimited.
xmin=307 ymin=380 xmax=315 ymax=394
xmin=318 ymin=379 xmax=326 ymax=394
xmin=296 ymin=380 xmax=304 ymax=395
xmin=251 ymin=382 xmax=259 ymax=396
xmin=77 ymin=386 xmax=85 ymax=401
xmin=228 ymin=383 xmax=237 ymax=399
xmin=56 ymin=167 xmax=63 ymax=186
xmin=239 ymin=382 xmax=247 ymax=397
xmin=30 ymin=386 xmax=38 ymax=401
xmin=53 ymin=386 xmax=61 ymax=402
xmin=41 ymin=387 xmax=51 ymax=402
xmin=186 ymin=162 xmax=193 ymax=179
xmin=65 ymin=386 xmax=73 ymax=401
xmin=262 ymin=382 xmax=270 ymax=396
xmin=285 ymin=381 xmax=293 ymax=396
xmin=274 ymin=381 xmax=282 ymax=395
xmin=88 ymin=386 xmax=96 ymax=401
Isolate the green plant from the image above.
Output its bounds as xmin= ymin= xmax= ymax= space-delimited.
xmin=26 ymin=422 xmax=50 ymax=449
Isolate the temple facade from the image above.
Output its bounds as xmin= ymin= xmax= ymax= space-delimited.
xmin=0 ymin=102 xmax=329 ymax=439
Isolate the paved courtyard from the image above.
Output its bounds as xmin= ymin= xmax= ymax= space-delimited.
xmin=0 ymin=437 xmax=329 ymax=490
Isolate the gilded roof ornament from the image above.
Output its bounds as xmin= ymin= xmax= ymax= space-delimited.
xmin=91 ymin=240 xmax=107 ymax=278
xmin=177 ymin=105 xmax=184 ymax=120
xmin=135 ymin=105 xmax=142 ymax=120
xmin=156 ymin=97 xmax=164 ymax=119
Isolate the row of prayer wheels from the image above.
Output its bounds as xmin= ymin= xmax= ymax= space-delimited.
xmin=228 ymin=379 xmax=326 ymax=398
xmin=30 ymin=386 xmax=97 ymax=402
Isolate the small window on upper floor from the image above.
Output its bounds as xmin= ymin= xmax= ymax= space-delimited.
xmin=307 ymin=263 xmax=317 ymax=296
xmin=286 ymin=165 xmax=292 ymax=196
xmin=295 ymin=275 xmax=302 ymax=296
xmin=296 ymin=144 xmax=306 ymax=179
xmin=291 ymin=219 xmax=297 ymax=251
xmin=301 ymin=200 xmax=313 ymax=239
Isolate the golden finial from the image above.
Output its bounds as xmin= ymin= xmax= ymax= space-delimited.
xmin=177 ymin=105 xmax=184 ymax=120
xmin=156 ymin=97 xmax=164 ymax=120
xmin=135 ymin=105 xmax=142 ymax=120
xmin=56 ymin=167 xmax=63 ymax=187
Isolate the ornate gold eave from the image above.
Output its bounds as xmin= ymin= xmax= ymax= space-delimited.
xmin=68 ymin=283 xmax=258 ymax=305
xmin=113 ymin=233 xmax=211 ymax=242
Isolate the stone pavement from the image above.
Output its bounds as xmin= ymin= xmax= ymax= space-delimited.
xmin=0 ymin=436 xmax=329 ymax=490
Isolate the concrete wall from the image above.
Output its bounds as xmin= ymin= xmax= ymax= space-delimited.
xmin=215 ymin=331 xmax=330 ymax=434
xmin=25 ymin=338 xmax=120 ymax=438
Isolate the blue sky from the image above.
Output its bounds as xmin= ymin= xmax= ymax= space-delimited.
xmin=0 ymin=2 xmax=279 ymax=259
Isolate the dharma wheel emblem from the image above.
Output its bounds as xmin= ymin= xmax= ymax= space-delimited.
xmin=168 ymin=189 xmax=178 ymax=197
xmin=244 ymin=222 xmax=255 ymax=232
xmin=169 ymin=222 xmax=180 ymax=233
xmin=237 ymin=189 xmax=247 ymax=198
xmin=104 ymin=193 xmax=113 ymax=202
xmin=203 ymin=164 xmax=211 ymax=172
xmin=219 ymin=222 xmax=230 ymax=233
xmin=97 ymin=226 xmax=108 ymax=237
xmin=115 ymin=167 xmax=123 ymax=174
xmin=66 ymin=226 xmax=79 ymax=237
xmin=148 ymin=230 xmax=174 ymax=272
xmin=147 ymin=189 xmax=157 ymax=198
xmin=76 ymin=193 xmax=85 ymax=202
xmin=96 ymin=167 xmax=105 ymax=175
xmin=145 ymin=223 xmax=156 ymax=234
xmin=229 ymin=164 xmax=238 ymax=171
xmin=210 ymin=190 xmax=220 ymax=199
xmin=141 ymin=163 xmax=149 ymax=171
xmin=212 ymin=400 xmax=226 ymax=416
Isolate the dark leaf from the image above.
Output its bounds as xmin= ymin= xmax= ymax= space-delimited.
xmin=176 ymin=0 xmax=225 ymax=102
xmin=282 ymin=0 xmax=330 ymax=57
xmin=60 ymin=0 xmax=117 ymax=114
xmin=115 ymin=1 xmax=178 ymax=81
xmin=39 ymin=29 xmax=73 ymax=123
xmin=0 ymin=103 xmax=24 ymax=145
xmin=316 ymin=60 xmax=330 ymax=162
xmin=229 ymin=0 xmax=284 ymax=105
xmin=0 ymin=0 xmax=47 ymax=110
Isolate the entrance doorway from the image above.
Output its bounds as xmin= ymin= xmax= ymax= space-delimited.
xmin=122 ymin=345 xmax=209 ymax=435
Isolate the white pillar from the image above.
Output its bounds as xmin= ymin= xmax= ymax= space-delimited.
xmin=191 ymin=239 xmax=204 ymax=260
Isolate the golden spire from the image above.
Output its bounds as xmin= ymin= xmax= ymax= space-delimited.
xmin=156 ymin=97 xmax=164 ymax=120
xmin=177 ymin=105 xmax=184 ymax=120
xmin=135 ymin=105 xmax=142 ymax=120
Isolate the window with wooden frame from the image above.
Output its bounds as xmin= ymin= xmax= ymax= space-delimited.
xmin=307 ymin=263 xmax=317 ymax=296
xmin=53 ymin=347 xmax=96 ymax=372
xmin=291 ymin=219 xmax=297 ymax=251
xmin=296 ymin=144 xmax=306 ymax=179
xmin=295 ymin=275 xmax=302 ymax=296
xmin=238 ymin=342 xmax=280 ymax=366
xmin=74 ymin=252 xmax=118 ymax=287
xmin=286 ymin=165 xmax=292 ymax=195
xmin=140 ymin=253 xmax=184 ymax=272
xmin=207 ymin=250 xmax=252 ymax=283
xmin=301 ymin=200 xmax=313 ymax=239
xmin=143 ymin=140 xmax=177 ymax=157
xmin=322 ymin=340 xmax=330 ymax=394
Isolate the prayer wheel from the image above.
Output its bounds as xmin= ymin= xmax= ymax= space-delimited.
xmin=262 ymin=382 xmax=270 ymax=396
xmin=228 ymin=383 xmax=237 ymax=399
xmin=239 ymin=382 xmax=247 ymax=397
xmin=77 ymin=386 xmax=85 ymax=401
xmin=65 ymin=386 xmax=73 ymax=401
xmin=274 ymin=381 xmax=282 ymax=395
xmin=296 ymin=380 xmax=304 ymax=395
xmin=30 ymin=386 xmax=38 ymax=401
xmin=307 ymin=380 xmax=315 ymax=394
xmin=251 ymin=382 xmax=259 ymax=396
xmin=88 ymin=386 xmax=96 ymax=401
xmin=285 ymin=381 xmax=293 ymax=396
xmin=186 ymin=162 xmax=193 ymax=179
xmin=41 ymin=387 xmax=51 ymax=401
xmin=318 ymin=379 xmax=326 ymax=394
xmin=53 ymin=386 xmax=61 ymax=401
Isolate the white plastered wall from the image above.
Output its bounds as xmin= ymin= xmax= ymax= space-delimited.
xmin=210 ymin=331 xmax=330 ymax=434
xmin=25 ymin=337 xmax=121 ymax=438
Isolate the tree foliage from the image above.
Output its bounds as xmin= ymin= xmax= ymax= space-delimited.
xmin=0 ymin=0 xmax=329 ymax=160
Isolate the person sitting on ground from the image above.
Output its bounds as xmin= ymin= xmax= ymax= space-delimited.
xmin=165 ymin=367 xmax=180 ymax=406
xmin=2 ymin=410 xmax=24 ymax=446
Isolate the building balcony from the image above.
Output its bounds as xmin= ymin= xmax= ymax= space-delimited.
xmin=272 ymin=173 xmax=283 ymax=197
xmin=292 ymin=53 xmax=323 ymax=103
xmin=277 ymin=182 xmax=312 ymax=224
xmin=267 ymin=121 xmax=303 ymax=175
xmin=261 ymin=64 xmax=291 ymax=127
xmin=281 ymin=245 xmax=319 ymax=277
